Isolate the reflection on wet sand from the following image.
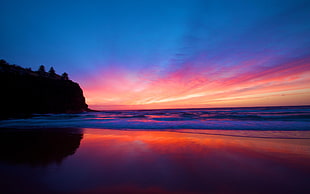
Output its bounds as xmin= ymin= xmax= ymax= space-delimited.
xmin=70 ymin=129 xmax=310 ymax=194
xmin=0 ymin=128 xmax=309 ymax=194
xmin=0 ymin=128 xmax=83 ymax=166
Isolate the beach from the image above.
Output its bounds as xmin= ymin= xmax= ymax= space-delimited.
xmin=2 ymin=0 xmax=309 ymax=192
xmin=0 ymin=128 xmax=309 ymax=194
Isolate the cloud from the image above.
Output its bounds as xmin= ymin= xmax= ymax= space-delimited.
xmin=81 ymin=0 xmax=310 ymax=109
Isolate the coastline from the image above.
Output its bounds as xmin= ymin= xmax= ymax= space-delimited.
xmin=0 ymin=127 xmax=309 ymax=194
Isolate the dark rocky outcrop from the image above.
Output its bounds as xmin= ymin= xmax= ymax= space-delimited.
xmin=0 ymin=60 xmax=89 ymax=119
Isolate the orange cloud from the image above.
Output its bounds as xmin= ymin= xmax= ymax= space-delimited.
xmin=82 ymin=56 xmax=310 ymax=110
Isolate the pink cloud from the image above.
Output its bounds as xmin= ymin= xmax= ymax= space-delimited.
xmin=82 ymin=53 xmax=310 ymax=109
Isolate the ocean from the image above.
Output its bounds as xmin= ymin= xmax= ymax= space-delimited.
xmin=1 ymin=105 xmax=309 ymax=131
xmin=0 ymin=106 xmax=310 ymax=193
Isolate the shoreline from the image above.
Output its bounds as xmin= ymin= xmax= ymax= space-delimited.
xmin=0 ymin=128 xmax=309 ymax=193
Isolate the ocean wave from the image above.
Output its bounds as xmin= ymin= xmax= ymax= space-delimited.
xmin=0 ymin=106 xmax=309 ymax=130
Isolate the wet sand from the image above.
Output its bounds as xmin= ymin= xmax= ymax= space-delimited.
xmin=0 ymin=128 xmax=309 ymax=194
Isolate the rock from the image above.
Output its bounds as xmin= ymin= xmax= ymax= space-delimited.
xmin=0 ymin=60 xmax=89 ymax=119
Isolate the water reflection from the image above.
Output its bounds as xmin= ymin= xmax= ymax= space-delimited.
xmin=0 ymin=128 xmax=83 ymax=166
xmin=0 ymin=128 xmax=309 ymax=194
xmin=58 ymin=129 xmax=310 ymax=194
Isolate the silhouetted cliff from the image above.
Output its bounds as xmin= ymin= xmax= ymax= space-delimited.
xmin=0 ymin=60 xmax=89 ymax=119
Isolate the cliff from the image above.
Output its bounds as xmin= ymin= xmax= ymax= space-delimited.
xmin=0 ymin=60 xmax=89 ymax=119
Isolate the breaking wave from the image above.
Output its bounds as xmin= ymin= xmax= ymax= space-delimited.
xmin=0 ymin=106 xmax=309 ymax=131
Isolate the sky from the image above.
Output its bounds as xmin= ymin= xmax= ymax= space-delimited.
xmin=1 ymin=0 xmax=310 ymax=110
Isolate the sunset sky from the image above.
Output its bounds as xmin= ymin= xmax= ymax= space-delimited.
xmin=1 ymin=0 xmax=310 ymax=110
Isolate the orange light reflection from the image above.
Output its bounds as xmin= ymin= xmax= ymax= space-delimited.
xmin=74 ymin=129 xmax=310 ymax=193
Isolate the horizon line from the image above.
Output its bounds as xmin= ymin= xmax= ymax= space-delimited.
xmin=89 ymin=104 xmax=310 ymax=112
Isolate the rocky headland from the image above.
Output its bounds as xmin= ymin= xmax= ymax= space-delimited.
xmin=0 ymin=60 xmax=89 ymax=119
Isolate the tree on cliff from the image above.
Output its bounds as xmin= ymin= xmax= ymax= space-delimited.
xmin=0 ymin=59 xmax=9 ymax=65
xmin=38 ymin=65 xmax=47 ymax=76
xmin=38 ymin=65 xmax=46 ymax=72
xmin=62 ymin=72 xmax=69 ymax=80
xmin=49 ymin=67 xmax=56 ymax=76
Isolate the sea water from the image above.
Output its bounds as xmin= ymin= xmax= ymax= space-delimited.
xmin=1 ymin=106 xmax=309 ymax=132
xmin=1 ymin=106 xmax=310 ymax=193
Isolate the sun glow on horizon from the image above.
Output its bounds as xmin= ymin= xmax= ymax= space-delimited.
xmin=77 ymin=0 xmax=310 ymax=110
xmin=83 ymin=57 xmax=310 ymax=110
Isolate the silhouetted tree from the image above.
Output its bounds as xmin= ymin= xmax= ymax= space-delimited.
xmin=38 ymin=65 xmax=45 ymax=72
xmin=49 ymin=67 xmax=56 ymax=75
xmin=62 ymin=72 xmax=69 ymax=80
xmin=0 ymin=59 xmax=9 ymax=65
